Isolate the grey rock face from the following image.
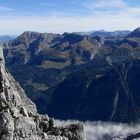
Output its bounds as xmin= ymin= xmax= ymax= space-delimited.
xmin=113 ymin=132 xmax=140 ymax=140
xmin=0 ymin=45 xmax=85 ymax=140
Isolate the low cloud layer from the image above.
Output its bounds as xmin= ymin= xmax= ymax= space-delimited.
xmin=55 ymin=120 xmax=140 ymax=140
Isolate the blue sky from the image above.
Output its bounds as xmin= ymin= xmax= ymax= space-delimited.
xmin=0 ymin=0 xmax=140 ymax=35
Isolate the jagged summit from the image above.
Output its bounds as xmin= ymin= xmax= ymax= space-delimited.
xmin=0 ymin=45 xmax=85 ymax=140
xmin=127 ymin=27 xmax=140 ymax=38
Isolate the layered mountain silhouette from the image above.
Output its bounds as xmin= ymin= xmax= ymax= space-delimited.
xmin=3 ymin=28 xmax=140 ymax=123
xmin=88 ymin=30 xmax=131 ymax=38
xmin=0 ymin=35 xmax=16 ymax=42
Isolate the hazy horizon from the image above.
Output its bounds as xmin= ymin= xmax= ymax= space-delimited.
xmin=0 ymin=0 xmax=140 ymax=35
xmin=0 ymin=28 xmax=134 ymax=36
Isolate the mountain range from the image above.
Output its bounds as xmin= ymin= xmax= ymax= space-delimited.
xmin=87 ymin=30 xmax=131 ymax=38
xmin=0 ymin=35 xmax=16 ymax=42
xmin=3 ymin=28 xmax=140 ymax=123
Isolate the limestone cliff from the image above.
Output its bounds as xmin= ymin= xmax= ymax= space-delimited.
xmin=0 ymin=45 xmax=85 ymax=140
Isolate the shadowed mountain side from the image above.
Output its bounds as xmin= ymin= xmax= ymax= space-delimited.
xmin=3 ymin=28 xmax=140 ymax=123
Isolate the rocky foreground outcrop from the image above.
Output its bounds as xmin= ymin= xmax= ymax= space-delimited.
xmin=113 ymin=131 xmax=140 ymax=140
xmin=0 ymin=45 xmax=85 ymax=140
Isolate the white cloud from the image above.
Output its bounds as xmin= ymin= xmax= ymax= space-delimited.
xmin=55 ymin=120 xmax=140 ymax=140
xmin=83 ymin=0 xmax=140 ymax=18
xmin=84 ymin=0 xmax=127 ymax=10
xmin=0 ymin=13 xmax=140 ymax=35
xmin=126 ymin=7 xmax=140 ymax=16
xmin=0 ymin=5 xmax=13 ymax=12
xmin=0 ymin=0 xmax=139 ymax=35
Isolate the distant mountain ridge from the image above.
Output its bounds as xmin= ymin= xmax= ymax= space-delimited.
xmin=0 ymin=35 xmax=16 ymax=42
xmin=0 ymin=29 xmax=131 ymax=43
xmin=78 ymin=30 xmax=131 ymax=38
xmin=3 ymin=28 xmax=140 ymax=123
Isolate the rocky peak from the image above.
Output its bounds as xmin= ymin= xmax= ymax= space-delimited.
xmin=21 ymin=31 xmax=41 ymax=37
xmin=6 ymin=31 xmax=41 ymax=48
xmin=127 ymin=27 xmax=140 ymax=38
xmin=0 ymin=45 xmax=85 ymax=140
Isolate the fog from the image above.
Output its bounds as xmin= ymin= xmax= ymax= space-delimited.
xmin=55 ymin=120 xmax=140 ymax=140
